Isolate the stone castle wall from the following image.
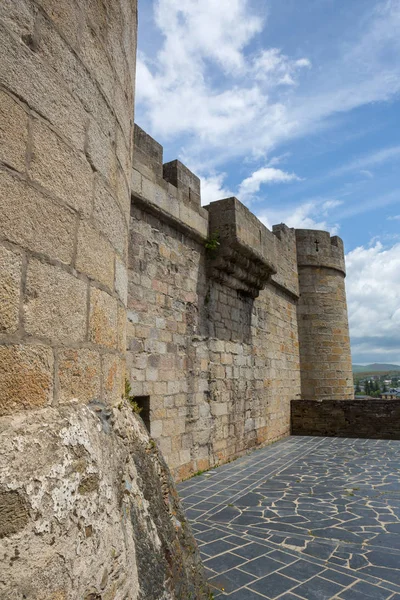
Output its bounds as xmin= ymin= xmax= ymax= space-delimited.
xmin=292 ymin=399 xmax=400 ymax=439
xmin=127 ymin=128 xmax=353 ymax=480
xmin=0 ymin=0 xmax=136 ymax=415
xmin=0 ymin=2 xmax=209 ymax=598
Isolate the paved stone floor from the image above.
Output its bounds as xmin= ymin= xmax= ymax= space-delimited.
xmin=178 ymin=436 xmax=400 ymax=599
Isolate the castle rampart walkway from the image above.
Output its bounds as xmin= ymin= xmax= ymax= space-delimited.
xmin=178 ymin=437 xmax=400 ymax=599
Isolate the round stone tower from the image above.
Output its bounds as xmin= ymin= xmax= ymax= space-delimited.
xmin=295 ymin=230 xmax=354 ymax=400
xmin=0 ymin=0 xmax=137 ymax=414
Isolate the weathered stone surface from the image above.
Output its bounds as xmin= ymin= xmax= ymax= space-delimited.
xmin=102 ymin=353 xmax=124 ymax=405
xmin=0 ymin=89 xmax=28 ymax=172
xmin=292 ymin=399 xmax=400 ymax=439
xmin=0 ymin=0 xmax=37 ymax=38
xmin=0 ymin=491 xmax=29 ymax=539
xmin=115 ymin=255 xmax=128 ymax=303
xmin=0 ymin=344 xmax=53 ymax=416
xmin=29 ymin=118 xmax=93 ymax=217
xmin=93 ymin=175 xmax=127 ymax=256
xmin=0 ymin=402 xmax=209 ymax=599
xmin=76 ymin=220 xmax=115 ymax=289
xmin=24 ymin=260 xmax=87 ymax=344
xmin=89 ymin=287 xmax=118 ymax=349
xmin=0 ymin=245 xmax=21 ymax=334
xmin=0 ymin=21 xmax=87 ymax=151
xmin=0 ymin=170 xmax=76 ymax=264
xmin=58 ymin=348 xmax=101 ymax=405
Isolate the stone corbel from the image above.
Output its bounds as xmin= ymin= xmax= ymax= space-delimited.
xmin=205 ymin=197 xmax=277 ymax=298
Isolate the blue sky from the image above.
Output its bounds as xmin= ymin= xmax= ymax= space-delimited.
xmin=135 ymin=0 xmax=400 ymax=365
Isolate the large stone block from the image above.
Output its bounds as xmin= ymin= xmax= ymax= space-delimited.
xmin=0 ymin=0 xmax=37 ymax=38
xmin=76 ymin=221 xmax=115 ymax=289
xmin=89 ymin=287 xmax=118 ymax=349
xmin=102 ymin=353 xmax=124 ymax=405
xmin=0 ymin=22 xmax=86 ymax=150
xmin=24 ymin=260 xmax=87 ymax=343
xmin=29 ymin=118 xmax=93 ymax=217
xmin=0 ymin=344 xmax=53 ymax=415
xmin=0 ymin=89 xmax=28 ymax=172
xmin=58 ymin=348 xmax=101 ymax=405
xmin=0 ymin=245 xmax=21 ymax=334
xmin=86 ymin=116 xmax=116 ymax=183
xmin=35 ymin=10 xmax=115 ymax=138
xmin=0 ymin=170 xmax=76 ymax=264
xmin=93 ymin=175 xmax=127 ymax=257
xmin=34 ymin=0 xmax=83 ymax=49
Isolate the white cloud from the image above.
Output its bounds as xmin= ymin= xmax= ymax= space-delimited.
xmin=346 ymin=241 xmax=400 ymax=363
xmin=238 ymin=166 xmax=301 ymax=201
xmin=256 ymin=197 xmax=341 ymax=234
xmin=331 ymin=145 xmax=400 ymax=178
xmin=359 ymin=169 xmax=374 ymax=179
xmin=199 ymin=172 xmax=233 ymax=205
xmin=136 ymin=0 xmax=400 ymax=173
xmin=388 ymin=215 xmax=400 ymax=221
xmin=251 ymin=48 xmax=311 ymax=86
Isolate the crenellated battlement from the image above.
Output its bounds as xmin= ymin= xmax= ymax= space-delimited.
xmin=132 ymin=125 xmax=302 ymax=299
xmin=295 ymin=229 xmax=346 ymax=275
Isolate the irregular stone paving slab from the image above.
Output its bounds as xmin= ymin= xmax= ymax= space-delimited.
xmin=178 ymin=436 xmax=400 ymax=599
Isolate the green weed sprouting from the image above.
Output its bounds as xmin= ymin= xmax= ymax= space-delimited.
xmin=205 ymin=231 xmax=220 ymax=255
xmin=124 ymin=378 xmax=143 ymax=414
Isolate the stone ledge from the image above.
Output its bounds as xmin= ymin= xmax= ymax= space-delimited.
xmin=296 ymin=229 xmax=346 ymax=275
xmin=206 ymin=197 xmax=277 ymax=298
xmin=131 ymin=169 xmax=208 ymax=243
xmin=291 ymin=398 xmax=400 ymax=440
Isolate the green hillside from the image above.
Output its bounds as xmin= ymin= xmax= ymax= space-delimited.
xmin=353 ymin=363 xmax=400 ymax=374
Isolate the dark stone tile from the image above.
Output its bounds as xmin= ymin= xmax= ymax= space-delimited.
xmin=309 ymin=527 xmax=363 ymax=543
xmin=235 ymin=492 xmax=263 ymax=507
xmin=292 ymin=576 xmax=343 ymax=600
xmin=223 ymin=534 xmax=251 ymax=547
xmin=249 ymin=572 xmax=297 ymax=598
xmin=303 ymin=540 xmax=336 ymax=560
xmin=185 ymin=508 xmax=205 ymax=520
xmin=201 ymin=539 xmax=237 ymax=557
xmin=348 ymin=554 xmax=368 ymax=569
xmin=320 ymin=569 xmax=357 ymax=586
xmin=204 ymin=551 xmax=246 ymax=574
xmin=233 ymin=543 xmax=270 ymax=560
xmin=279 ymin=559 xmax=324 ymax=581
xmin=360 ymin=565 xmax=400 ymax=586
xmin=208 ymin=568 xmax=255 ymax=594
xmin=277 ymin=595 xmax=307 ymax=600
xmin=196 ymin=528 xmax=226 ymax=543
xmin=208 ymin=506 xmax=242 ymax=523
xmin=266 ymin=550 xmax=298 ymax=565
xmin=227 ymin=587 xmax=269 ymax=599
xmin=338 ymin=588 xmax=380 ymax=600
xmin=345 ymin=581 xmax=392 ymax=599
xmin=241 ymin=555 xmax=283 ymax=578
xmin=367 ymin=550 xmax=400 ymax=569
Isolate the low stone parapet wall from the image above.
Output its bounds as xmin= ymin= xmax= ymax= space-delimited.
xmin=291 ymin=399 xmax=400 ymax=439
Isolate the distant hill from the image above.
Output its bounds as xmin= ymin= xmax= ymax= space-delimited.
xmin=353 ymin=363 xmax=400 ymax=373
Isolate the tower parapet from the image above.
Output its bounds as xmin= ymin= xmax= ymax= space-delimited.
xmin=296 ymin=230 xmax=346 ymax=274
xmin=295 ymin=230 xmax=354 ymax=400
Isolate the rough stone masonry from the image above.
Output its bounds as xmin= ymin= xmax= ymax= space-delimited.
xmin=128 ymin=127 xmax=354 ymax=480
xmin=0 ymin=0 xmax=353 ymax=598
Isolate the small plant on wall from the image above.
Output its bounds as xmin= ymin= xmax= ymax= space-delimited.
xmin=124 ymin=379 xmax=143 ymax=414
xmin=205 ymin=231 xmax=220 ymax=258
